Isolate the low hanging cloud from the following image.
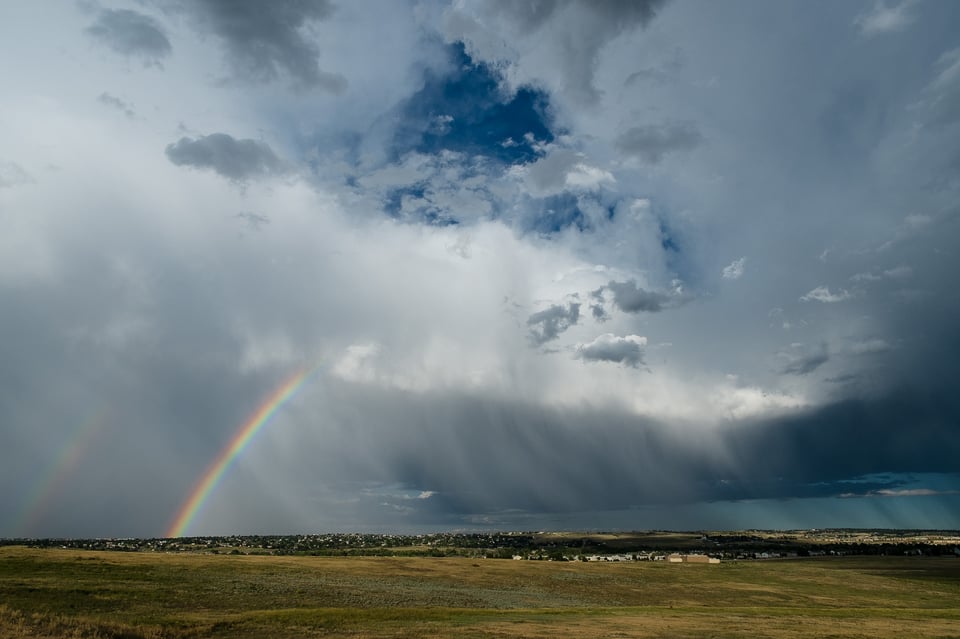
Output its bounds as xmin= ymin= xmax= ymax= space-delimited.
xmin=615 ymin=121 xmax=702 ymax=164
xmin=576 ymin=333 xmax=646 ymax=367
xmin=165 ymin=133 xmax=285 ymax=182
xmin=176 ymin=0 xmax=347 ymax=92
xmin=527 ymin=302 xmax=580 ymax=345
xmin=602 ymin=280 xmax=672 ymax=313
xmin=85 ymin=9 xmax=171 ymax=66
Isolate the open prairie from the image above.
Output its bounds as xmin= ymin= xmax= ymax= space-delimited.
xmin=1 ymin=547 xmax=958 ymax=638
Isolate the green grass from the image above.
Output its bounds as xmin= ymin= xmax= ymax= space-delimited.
xmin=1 ymin=547 xmax=958 ymax=638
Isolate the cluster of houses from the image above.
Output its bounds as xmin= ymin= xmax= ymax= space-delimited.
xmin=512 ymin=552 xmax=720 ymax=563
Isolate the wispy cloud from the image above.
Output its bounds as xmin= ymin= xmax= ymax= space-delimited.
xmin=721 ymin=257 xmax=746 ymax=280
xmin=854 ymin=1 xmax=917 ymax=37
xmin=800 ymin=286 xmax=852 ymax=303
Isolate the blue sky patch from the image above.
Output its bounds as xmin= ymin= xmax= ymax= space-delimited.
xmin=383 ymin=184 xmax=459 ymax=226
xmin=392 ymin=43 xmax=554 ymax=165
xmin=526 ymin=193 xmax=587 ymax=234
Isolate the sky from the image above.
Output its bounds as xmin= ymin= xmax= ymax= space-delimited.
xmin=2 ymin=0 xmax=959 ymax=538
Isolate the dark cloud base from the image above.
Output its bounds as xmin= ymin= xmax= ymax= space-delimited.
xmin=308 ymin=382 xmax=960 ymax=520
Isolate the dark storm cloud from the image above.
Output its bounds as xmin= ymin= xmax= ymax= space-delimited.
xmin=575 ymin=333 xmax=645 ymax=368
xmin=615 ymin=121 xmax=702 ymax=164
xmin=314 ymin=384 xmax=704 ymax=514
xmin=527 ymin=302 xmax=580 ymax=345
xmin=729 ymin=389 xmax=960 ymax=490
xmin=85 ymin=9 xmax=171 ymax=66
xmin=175 ymin=0 xmax=346 ymax=92
xmin=165 ymin=133 xmax=285 ymax=182
xmin=303 ymin=381 xmax=960 ymax=522
xmin=602 ymin=280 xmax=672 ymax=313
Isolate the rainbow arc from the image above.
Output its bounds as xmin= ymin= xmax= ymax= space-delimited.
xmin=165 ymin=367 xmax=316 ymax=538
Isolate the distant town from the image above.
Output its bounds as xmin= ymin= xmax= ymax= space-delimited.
xmin=5 ymin=529 xmax=959 ymax=562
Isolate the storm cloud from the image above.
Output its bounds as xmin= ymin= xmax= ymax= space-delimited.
xmin=2 ymin=1 xmax=960 ymax=537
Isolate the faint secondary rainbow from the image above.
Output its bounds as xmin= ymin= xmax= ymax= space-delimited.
xmin=165 ymin=367 xmax=317 ymax=538
xmin=14 ymin=409 xmax=109 ymax=536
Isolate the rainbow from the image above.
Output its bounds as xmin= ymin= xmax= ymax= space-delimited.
xmin=165 ymin=367 xmax=316 ymax=538
xmin=14 ymin=409 xmax=109 ymax=536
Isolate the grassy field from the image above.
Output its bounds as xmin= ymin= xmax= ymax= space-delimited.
xmin=1 ymin=546 xmax=958 ymax=638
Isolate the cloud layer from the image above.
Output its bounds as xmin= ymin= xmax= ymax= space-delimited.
xmin=2 ymin=0 xmax=959 ymax=537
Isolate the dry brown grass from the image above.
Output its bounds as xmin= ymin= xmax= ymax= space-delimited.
xmin=2 ymin=546 xmax=958 ymax=638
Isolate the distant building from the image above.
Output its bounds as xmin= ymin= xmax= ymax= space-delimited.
xmin=667 ymin=553 xmax=720 ymax=564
